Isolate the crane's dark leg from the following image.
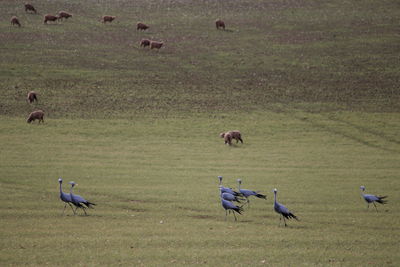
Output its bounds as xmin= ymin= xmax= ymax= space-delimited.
xmin=225 ymin=210 xmax=228 ymax=221
xmin=62 ymin=203 xmax=67 ymax=215
xmin=373 ymin=202 xmax=378 ymax=212
xmin=233 ymin=211 xmax=237 ymax=221
xmin=68 ymin=203 xmax=76 ymax=214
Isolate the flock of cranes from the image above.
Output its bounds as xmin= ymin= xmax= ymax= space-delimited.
xmin=58 ymin=176 xmax=388 ymax=226
xmin=58 ymin=178 xmax=96 ymax=215
xmin=218 ymin=176 xmax=389 ymax=227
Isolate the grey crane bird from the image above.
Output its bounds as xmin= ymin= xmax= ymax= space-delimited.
xmin=218 ymin=176 xmax=241 ymax=196
xmin=69 ymin=181 xmax=96 ymax=215
xmin=273 ymin=188 xmax=298 ymax=227
xmin=360 ymin=186 xmax=387 ymax=212
xmin=237 ymin=179 xmax=266 ymax=207
xmin=58 ymin=178 xmax=76 ymax=215
xmin=220 ymin=193 xmax=243 ymax=221
xmin=220 ymin=188 xmax=245 ymax=204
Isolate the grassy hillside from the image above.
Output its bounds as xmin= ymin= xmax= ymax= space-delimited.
xmin=1 ymin=0 xmax=399 ymax=118
xmin=0 ymin=0 xmax=399 ymax=266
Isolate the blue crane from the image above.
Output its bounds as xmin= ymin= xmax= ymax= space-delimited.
xmin=237 ymin=178 xmax=266 ymax=207
xmin=360 ymin=186 xmax=388 ymax=212
xmin=218 ymin=176 xmax=241 ymax=196
xmin=69 ymin=181 xmax=96 ymax=215
xmin=58 ymin=178 xmax=76 ymax=215
xmin=220 ymin=193 xmax=243 ymax=221
xmin=273 ymin=188 xmax=298 ymax=227
xmin=220 ymin=188 xmax=245 ymax=204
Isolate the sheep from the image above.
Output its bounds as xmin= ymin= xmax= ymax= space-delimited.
xmin=102 ymin=15 xmax=116 ymax=23
xmin=58 ymin=11 xmax=72 ymax=20
xmin=220 ymin=130 xmax=243 ymax=145
xmin=11 ymin=16 xmax=21 ymax=27
xmin=44 ymin=14 xmax=58 ymax=24
xmin=150 ymin=41 xmax=163 ymax=50
xmin=137 ymin=22 xmax=149 ymax=31
xmin=215 ymin=19 xmax=225 ymax=30
xmin=24 ymin=3 xmax=37 ymax=13
xmin=140 ymin=39 xmax=151 ymax=48
xmin=27 ymin=91 xmax=38 ymax=103
xmin=27 ymin=110 xmax=44 ymax=124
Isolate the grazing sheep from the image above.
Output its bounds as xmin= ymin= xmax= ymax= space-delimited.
xmin=24 ymin=3 xmax=37 ymax=13
xmin=11 ymin=16 xmax=21 ymax=27
xmin=140 ymin=39 xmax=151 ymax=48
xmin=150 ymin=41 xmax=163 ymax=50
xmin=220 ymin=130 xmax=243 ymax=145
xmin=27 ymin=91 xmax=38 ymax=103
xmin=27 ymin=110 xmax=44 ymax=124
xmin=137 ymin=22 xmax=149 ymax=31
xmin=44 ymin=14 xmax=58 ymax=24
xmin=58 ymin=11 xmax=72 ymax=20
xmin=215 ymin=19 xmax=225 ymax=30
xmin=102 ymin=15 xmax=116 ymax=23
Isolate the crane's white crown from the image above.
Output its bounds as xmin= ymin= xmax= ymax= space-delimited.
xmin=273 ymin=188 xmax=277 ymax=192
xmin=360 ymin=186 xmax=365 ymax=190
xmin=58 ymin=178 xmax=62 ymax=182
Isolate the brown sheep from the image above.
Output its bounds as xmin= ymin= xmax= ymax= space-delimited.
xmin=27 ymin=91 xmax=38 ymax=103
xmin=215 ymin=19 xmax=225 ymax=30
xmin=58 ymin=11 xmax=72 ymax=20
xmin=150 ymin=41 xmax=163 ymax=50
xmin=11 ymin=16 xmax=21 ymax=27
xmin=27 ymin=110 xmax=44 ymax=124
xmin=220 ymin=130 xmax=243 ymax=145
xmin=24 ymin=3 xmax=37 ymax=13
xmin=137 ymin=22 xmax=149 ymax=31
xmin=140 ymin=39 xmax=151 ymax=48
xmin=44 ymin=14 xmax=58 ymax=24
xmin=102 ymin=15 xmax=116 ymax=23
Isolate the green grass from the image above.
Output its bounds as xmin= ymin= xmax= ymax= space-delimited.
xmin=0 ymin=0 xmax=399 ymax=265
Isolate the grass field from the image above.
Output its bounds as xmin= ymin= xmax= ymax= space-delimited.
xmin=1 ymin=0 xmax=399 ymax=266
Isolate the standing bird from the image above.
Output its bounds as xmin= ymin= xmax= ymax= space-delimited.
xmin=360 ymin=186 xmax=387 ymax=212
xmin=69 ymin=181 xmax=96 ymax=215
xmin=220 ymin=194 xmax=243 ymax=221
xmin=58 ymin=178 xmax=75 ymax=215
xmin=218 ymin=176 xmax=241 ymax=196
xmin=273 ymin=188 xmax=298 ymax=227
xmin=237 ymin=179 xmax=266 ymax=207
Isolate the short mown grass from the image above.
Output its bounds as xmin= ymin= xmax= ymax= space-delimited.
xmin=0 ymin=0 xmax=399 ymax=265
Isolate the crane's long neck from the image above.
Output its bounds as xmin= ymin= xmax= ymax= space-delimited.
xmin=274 ymin=191 xmax=277 ymax=204
xmin=70 ymin=185 xmax=74 ymax=195
xmin=59 ymin=182 xmax=63 ymax=196
xmin=238 ymin=182 xmax=241 ymax=190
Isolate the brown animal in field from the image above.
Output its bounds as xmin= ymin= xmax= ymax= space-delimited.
xmin=215 ymin=19 xmax=225 ymax=30
xmin=220 ymin=130 xmax=243 ymax=145
xmin=27 ymin=110 xmax=44 ymax=124
xmin=44 ymin=14 xmax=58 ymax=24
xmin=27 ymin=91 xmax=38 ymax=103
xmin=140 ymin=39 xmax=151 ymax=48
xmin=150 ymin=41 xmax=163 ymax=50
xmin=58 ymin=11 xmax=72 ymax=20
xmin=102 ymin=16 xmax=116 ymax=23
xmin=24 ymin=3 xmax=37 ymax=13
xmin=137 ymin=22 xmax=149 ymax=31
xmin=11 ymin=16 xmax=21 ymax=27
